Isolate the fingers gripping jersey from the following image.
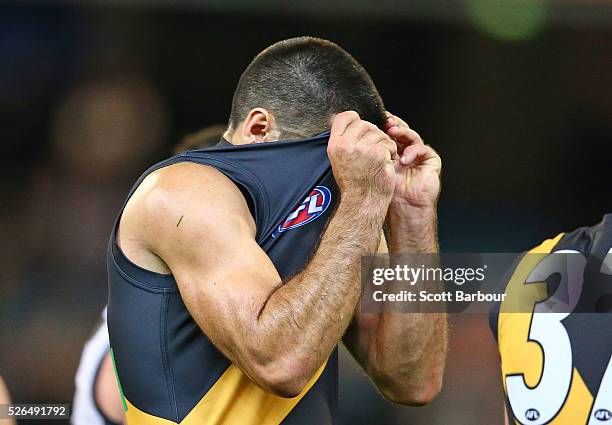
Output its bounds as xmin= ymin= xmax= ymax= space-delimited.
xmin=491 ymin=214 xmax=612 ymax=425
xmin=107 ymin=133 xmax=340 ymax=425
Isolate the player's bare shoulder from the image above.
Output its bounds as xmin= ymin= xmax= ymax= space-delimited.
xmin=118 ymin=162 xmax=256 ymax=274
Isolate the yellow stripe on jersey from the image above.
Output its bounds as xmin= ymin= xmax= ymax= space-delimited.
xmin=125 ymin=401 xmax=175 ymax=425
xmin=124 ymin=361 xmax=328 ymax=425
xmin=499 ymin=234 xmax=594 ymax=425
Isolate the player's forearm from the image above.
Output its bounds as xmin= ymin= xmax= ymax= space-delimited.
xmin=371 ymin=210 xmax=447 ymax=405
xmin=253 ymin=194 xmax=386 ymax=395
xmin=386 ymin=205 xmax=438 ymax=253
xmin=370 ymin=309 xmax=447 ymax=405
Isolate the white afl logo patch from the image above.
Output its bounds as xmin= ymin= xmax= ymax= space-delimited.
xmin=272 ymin=186 xmax=331 ymax=238
xmin=525 ymin=408 xmax=540 ymax=421
xmin=595 ymin=409 xmax=612 ymax=421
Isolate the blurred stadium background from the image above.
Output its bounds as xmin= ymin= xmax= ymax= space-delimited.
xmin=0 ymin=1 xmax=610 ymax=424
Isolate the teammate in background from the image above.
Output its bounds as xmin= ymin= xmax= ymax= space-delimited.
xmin=71 ymin=126 xmax=225 ymax=425
xmin=491 ymin=214 xmax=612 ymax=425
xmin=0 ymin=375 xmax=16 ymax=425
xmin=108 ymin=36 xmax=447 ymax=424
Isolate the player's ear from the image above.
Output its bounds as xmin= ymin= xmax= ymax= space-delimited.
xmin=241 ymin=108 xmax=277 ymax=143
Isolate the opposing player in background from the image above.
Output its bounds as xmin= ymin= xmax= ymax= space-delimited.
xmin=0 ymin=375 xmax=16 ymax=425
xmin=71 ymin=126 xmax=225 ymax=425
xmin=491 ymin=214 xmax=612 ymax=425
xmin=108 ymin=37 xmax=447 ymax=424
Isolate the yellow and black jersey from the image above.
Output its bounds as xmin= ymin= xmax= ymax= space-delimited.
xmin=108 ymin=133 xmax=339 ymax=425
xmin=490 ymin=214 xmax=612 ymax=425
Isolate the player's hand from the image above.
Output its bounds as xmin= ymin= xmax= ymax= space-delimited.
xmin=328 ymin=111 xmax=397 ymax=203
xmin=384 ymin=112 xmax=441 ymax=214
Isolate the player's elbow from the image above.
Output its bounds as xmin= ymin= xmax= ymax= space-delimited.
xmin=381 ymin=380 xmax=442 ymax=406
xmin=376 ymin=370 xmax=443 ymax=406
xmin=258 ymin=374 xmax=306 ymax=399
xmin=251 ymin=357 xmax=310 ymax=398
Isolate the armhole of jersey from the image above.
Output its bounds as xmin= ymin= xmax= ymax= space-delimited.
xmin=109 ymin=156 xmax=268 ymax=288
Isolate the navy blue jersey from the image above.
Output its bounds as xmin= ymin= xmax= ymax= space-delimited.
xmin=490 ymin=214 xmax=612 ymax=424
xmin=107 ymin=133 xmax=340 ymax=425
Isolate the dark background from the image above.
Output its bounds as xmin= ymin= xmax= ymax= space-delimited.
xmin=0 ymin=1 xmax=610 ymax=424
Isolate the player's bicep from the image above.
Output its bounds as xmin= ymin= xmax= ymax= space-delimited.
xmin=147 ymin=164 xmax=282 ymax=362
xmin=172 ymin=235 xmax=281 ymax=360
xmin=170 ymin=225 xmax=280 ymax=333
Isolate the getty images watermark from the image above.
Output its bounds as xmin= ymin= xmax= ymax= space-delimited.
xmin=360 ymin=253 xmax=612 ymax=314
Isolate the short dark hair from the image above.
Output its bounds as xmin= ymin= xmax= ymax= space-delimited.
xmin=229 ymin=37 xmax=386 ymax=139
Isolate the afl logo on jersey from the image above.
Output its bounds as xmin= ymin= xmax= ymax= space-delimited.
xmin=594 ymin=409 xmax=612 ymax=421
xmin=273 ymin=186 xmax=332 ymax=238
xmin=524 ymin=408 xmax=540 ymax=421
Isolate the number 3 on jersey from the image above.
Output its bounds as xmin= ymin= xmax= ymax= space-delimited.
xmin=499 ymin=241 xmax=612 ymax=425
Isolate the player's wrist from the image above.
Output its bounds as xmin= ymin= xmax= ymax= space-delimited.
xmin=339 ymin=190 xmax=388 ymax=224
xmin=387 ymin=200 xmax=436 ymax=221
xmin=386 ymin=208 xmax=438 ymax=253
xmin=329 ymin=193 xmax=387 ymax=255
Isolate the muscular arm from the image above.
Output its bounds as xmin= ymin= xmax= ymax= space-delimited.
xmin=119 ymin=113 xmax=396 ymax=397
xmin=343 ymin=113 xmax=448 ymax=405
xmin=344 ymin=216 xmax=447 ymax=405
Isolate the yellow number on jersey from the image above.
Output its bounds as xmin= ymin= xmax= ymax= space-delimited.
xmin=497 ymin=236 xmax=612 ymax=425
